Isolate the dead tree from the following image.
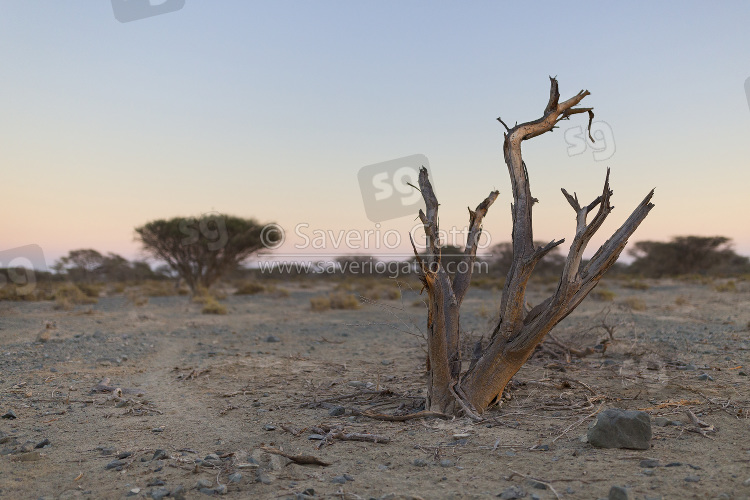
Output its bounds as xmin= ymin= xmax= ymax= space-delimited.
xmin=412 ymin=78 xmax=654 ymax=415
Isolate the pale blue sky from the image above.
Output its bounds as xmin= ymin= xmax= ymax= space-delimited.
xmin=2 ymin=1 xmax=749 ymax=267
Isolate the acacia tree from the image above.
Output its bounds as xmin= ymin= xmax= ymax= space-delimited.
xmin=136 ymin=214 xmax=278 ymax=294
xmin=412 ymin=78 xmax=655 ymax=416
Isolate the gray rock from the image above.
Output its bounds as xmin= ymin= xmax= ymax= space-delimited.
xmin=639 ymin=459 xmax=660 ymax=468
xmin=255 ymin=470 xmax=272 ymax=484
xmin=331 ymin=475 xmax=347 ymax=484
xmin=263 ymin=424 xmax=276 ymax=431
xmin=685 ymin=475 xmax=700 ymax=482
xmin=150 ymin=488 xmax=169 ymax=500
xmin=744 ymin=478 xmax=750 ymax=486
xmin=328 ymin=406 xmax=346 ymax=417
xmin=171 ymin=485 xmax=186 ymax=500
xmin=412 ymin=458 xmax=428 ymax=467
xmin=653 ymin=417 xmax=670 ymax=427
xmin=34 ymin=438 xmax=50 ymax=449
xmin=608 ymin=486 xmax=634 ymax=500
xmin=265 ymin=335 xmax=281 ymax=342
xmin=199 ymin=488 xmax=215 ymax=496
xmin=643 ymin=469 xmax=655 ymax=476
xmin=196 ymin=478 xmax=212 ymax=488
xmin=214 ymin=484 xmax=227 ymax=495
xmin=697 ymin=373 xmax=714 ymax=381
xmin=439 ymin=459 xmax=454 ymax=467
xmin=105 ymin=459 xmax=126 ymax=470
xmin=1 ymin=410 xmax=17 ymax=419
xmin=587 ymin=409 xmax=652 ymax=450
xmin=228 ymin=472 xmax=242 ymax=483
xmin=497 ymin=485 xmax=525 ymax=499
xmin=152 ymin=449 xmax=168 ymax=460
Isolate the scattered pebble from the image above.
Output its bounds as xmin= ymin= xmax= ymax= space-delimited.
xmin=685 ymin=475 xmax=701 ymax=482
xmin=196 ymin=478 xmax=212 ymax=488
xmin=497 ymin=485 xmax=525 ymax=499
xmin=439 ymin=459 xmax=454 ymax=467
xmin=265 ymin=335 xmax=281 ymax=343
xmin=150 ymin=487 xmax=169 ymax=500
xmin=105 ymin=459 xmax=126 ymax=470
xmin=34 ymin=438 xmax=50 ymax=449
xmin=263 ymin=424 xmax=276 ymax=431
xmin=608 ymin=485 xmax=634 ymax=500
xmin=331 ymin=475 xmax=347 ymax=484
xmin=640 ymin=459 xmax=660 ymax=468
xmin=152 ymin=449 xmax=168 ymax=460
xmin=307 ymin=434 xmax=325 ymax=440
xmin=328 ymin=406 xmax=346 ymax=417
xmin=117 ymin=451 xmax=132 ymax=459
xmin=228 ymin=472 xmax=242 ymax=483
xmin=525 ymin=478 xmax=547 ymax=490
xmin=697 ymin=373 xmax=714 ymax=381
xmin=412 ymin=458 xmax=428 ymax=467
xmin=1 ymin=410 xmax=17 ymax=420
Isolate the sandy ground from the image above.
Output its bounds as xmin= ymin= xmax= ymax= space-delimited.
xmin=1 ymin=278 xmax=749 ymax=499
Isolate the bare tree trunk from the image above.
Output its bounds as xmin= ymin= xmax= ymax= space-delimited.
xmin=413 ymin=78 xmax=654 ymax=416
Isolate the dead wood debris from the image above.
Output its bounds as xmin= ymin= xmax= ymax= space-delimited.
xmin=260 ymin=446 xmax=330 ymax=466
xmin=309 ymin=425 xmax=390 ymax=449
xmin=175 ymin=367 xmax=210 ymax=381
xmin=91 ymin=378 xmax=143 ymax=396
xmin=685 ymin=409 xmax=716 ymax=438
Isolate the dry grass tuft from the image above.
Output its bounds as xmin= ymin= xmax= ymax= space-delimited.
xmin=201 ymin=297 xmax=227 ymax=315
xmin=591 ymin=288 xmax=616 ymax=301
xmin=623 ymin=296 xmax=647 ymax=311
xmin=310 ymin=292 xmax=360 ymax=312
xmin=53 ymin=284 xmax=98 ymax=310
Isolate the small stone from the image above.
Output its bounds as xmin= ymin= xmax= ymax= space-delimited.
xmin=505 ymin=451 xmax=516 ymax=457
xmin=643 ymin=469 xmax=655 ymax=476
xmin=147 ymin=479 xmax=165 ymax=487
xmin=679 ymin=364 xmax=697 ymax=371
xmin=152 ymin=449 xmax=168 ymax=460
xmin=608 ymin=485 xmax=634 ymax=500
xmin=646 ymin=360 xmax=661 ymax=370
xmin=664 ymin=462 xmax=682 ymax=467
xmin=205 ymin=453 xmax=220 ymax=461
xmin=307 ymin=434 xmax=325 ymax=440
xmin=1 ymin=410 xmax=17 ymax=419
xmin=105 ymin=459 xmax=126 ymax=470
xmin=587 ymin=408 xmax=652 ymax=450
xmin=497 ymin=486 xmax=525 ymax=499
xmin=255 ymin=470 xmax=272 ymax=484
xmin=127 ymin=488 xmax=141 ymax=497
xmin=531 ymin=444 xmax=549 ymax=451
xmin=150 ymin=488 xmax=169 ymax=500
xmin=640 ymin=459 xmax=660 ymax=468
xmin=228 ymin=472 xmax=242 ymax=483
xmin=328 ymin=406 xmax=346 ymax=417
xmin=196 ymin=478 xmax=212 ymax=488
xmin=653 ymin=417 xmax=670 ymax=427
xmin=348 ymin=381 xmax=367 ymax=388
xmin=697 ymin=373 xmax=714 ymax=381
xmin=743 ymin=478 xmax=750 ymax=486
xmin=214 ymin=484 xmax=227 ymax=495
xmin=20 ymin=441 xmax=34 ymax=453
xmin=331 ymin=475 xmax=347 ymax=484
xmin=412 ymin=458 xmax=428 ymax=467
xmin=263 ymin=424 xmax=276 ymax=431
xmin=265 ymin=335 xmax=281 ymax=342
xmin=381 ymin=360 xmax=392 ymax=365
xmin=171 ymin=485 xmax=186 ymax=500
xmin=439 ymin=459 xmax=454 ymax=467
xmin=684 ymin=475 xmax=700 ymax=482
xmin=151 ymin=427 xmax=164 ymax=433
xmin=302 ymin=488 xmax=315 ymax=496
xmin=117 ymin=451 xmax=132 ymax=459
xmin=198 ymin=488 xmax=215 ymax=496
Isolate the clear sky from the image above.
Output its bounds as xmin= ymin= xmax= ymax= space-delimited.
xmin=2 ymin=1 xmax=749 ymax=269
